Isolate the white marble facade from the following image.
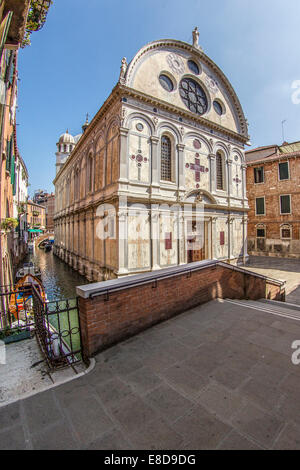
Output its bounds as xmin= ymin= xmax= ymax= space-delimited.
xmin=54 ymin=33 xmax=249 ymax=281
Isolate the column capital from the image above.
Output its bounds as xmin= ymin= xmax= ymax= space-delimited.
xmin=208 ymin=153 xmax=215 ymax=159
xmin=150 ymin=136 xmax=159 ymax=144
xmin=119 ymin=127 xmax=129 ymax=137
xmin=176 ymin=143 xmax=185 ymax=151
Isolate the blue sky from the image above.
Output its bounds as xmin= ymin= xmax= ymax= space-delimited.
xmin=17 ymin=0 xmax=300 ymax=195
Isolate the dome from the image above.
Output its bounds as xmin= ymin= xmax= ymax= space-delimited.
xmin=58 ymin=130 xmax=75 ymax=145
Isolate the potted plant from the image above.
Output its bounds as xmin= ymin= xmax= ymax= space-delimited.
xmin=0 ymin=326 xmax=31 ymax=344
xmin=1 ymin=218 xmax=18 ymax=232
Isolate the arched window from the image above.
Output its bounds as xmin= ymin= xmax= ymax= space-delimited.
xmin=256 ymin=224 xmax=266 ymax=238
xmin=216 ymin=151 xmax=224 ymax=190
xmin=87 ymin=156 xmax=93 ymax=193
xmin=281 ymin=224 xmax=292 ymax=239
xmin=161 ymin=135 xmax=172 ymax=181
xmin=75 ymin=169 xmax=80 ymax=201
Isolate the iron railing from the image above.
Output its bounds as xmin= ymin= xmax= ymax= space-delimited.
xmin=0 ymin=283 xmax=35 ymax=331
xmin=32 ymin=285 xmax=83 ymax=371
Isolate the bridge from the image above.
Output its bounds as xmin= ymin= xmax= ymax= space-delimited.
xmin=35 ymin=232 xmax=54 ymax=248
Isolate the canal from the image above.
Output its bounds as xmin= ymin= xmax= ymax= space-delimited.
xmin=23 ymin=247 xmax=89 ymax=301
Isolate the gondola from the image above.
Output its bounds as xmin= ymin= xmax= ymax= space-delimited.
xmin=9 ymin=274 xmax=47 ymax=321
xmin=16 ymin=262 xmax=41 ymax=280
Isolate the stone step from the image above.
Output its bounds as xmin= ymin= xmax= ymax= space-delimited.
xmin=225 ymin=298 xmax=300 ymax=322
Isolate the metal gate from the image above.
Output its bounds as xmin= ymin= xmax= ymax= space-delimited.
xmin=32 ymin=285 xmax=84 ymax=371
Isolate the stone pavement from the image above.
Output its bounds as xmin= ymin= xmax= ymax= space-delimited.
xmin=244 ymin=256 xmax=300 ymax=303
xmin=2 ymin=298 xmax=300 ymax=450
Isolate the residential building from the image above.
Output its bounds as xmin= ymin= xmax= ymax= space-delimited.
xmin=33 ymin=189 xmax=55 ymax=231
xmin=27 ymin=200 xmax=45 ymax=238
xmin=246 ymin=141 xmax=300 ymax=258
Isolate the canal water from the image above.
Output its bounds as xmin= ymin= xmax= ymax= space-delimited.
xmin=20 ymin=247 xmax=91 ymax=358
xmin=23 ymin=247 xmax=89 ymax=301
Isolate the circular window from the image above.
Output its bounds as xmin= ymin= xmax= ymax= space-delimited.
xmin=179 ymin=78 xmax=208 ymax=115
xmin=213 ymin=100 xmax=223 ymax=116
xmin=159 ymin=74 xmax=174 ymax=92
xmin=187 ymin=60 xmax=200 ymax=75
xmin=136 ymin=123 xmax=144 ymax=132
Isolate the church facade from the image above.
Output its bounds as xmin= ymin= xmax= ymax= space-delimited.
xmin=53 ymin=31 xmax=249 ymax=281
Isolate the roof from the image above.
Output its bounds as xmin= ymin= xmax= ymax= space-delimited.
xmin=247 ymin=150 xmax=300 ymax=166
xmin=245 ymin=144 xmax=277 ymax=154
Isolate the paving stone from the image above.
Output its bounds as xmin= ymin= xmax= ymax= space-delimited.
xmin=279 ymin=372 xmax=300 ymax=397
xmin=129 ymin=418 xmax=183 ymax=450
xmin=22 ymin=390 xmax=62 ymax=434
xmin=273 ymin=423 xmax=300 ymax=450
xmin=31 ymin=421 xmax=78 ymax=450
xmin=249 ymin=362 xmax=288 ymax=388
xmin=54 ymin=382 xmax=94 ymax=408
xmin=177 ymin=332 xmax=206 ymax=349
xmin=240 ymin=378 xmax=284 ymax=412
xmin=232 ymin=402 xmax=284 ymax=448
xmin=106 ymin=352 xmax=144 ymax=376
xmin=86 ymin=429 xmax=132 ymax=450
xmin=161 ymin=363 xmax=208 ymax=398
xmin=94 ymin=377 xmax=134 ymax=406
xmin=64 ymin=396 xmax=114 ymax=446
xmin=182 ymin=351 xmax=220 ymax=376
xmin=217 ymin=429 xmax=263 ymax=450
xmin=0 ymin=425 xmax=26 ymax=450
xmin=85 ymin=362 xmax=115 ymax=385
xmin=145 ymin=383 xmax=194 ymax=423
xmin=208 ymin=365 xmax=248 ymax=390
xmin=109 ymin=394 xmax=158 ymax=434
xmin=173 ymin=404 xmax=232 ymax=450
xmin=0 ymin=402 xmax=21 ymax=429
xmin=142 ymin=348 xmax=182 ymax=372
xmin=124 ymin=367 xmax=162 ymax=395
xmin=277 ymin=394 xmax=300 ymax=424
xmin=197 ymin=382 xmax=245 ymax=421
xmin=119 ymin=337 xmax=156 ymax=360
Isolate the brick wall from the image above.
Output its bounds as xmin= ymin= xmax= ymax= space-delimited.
xmin=77 ymin=262 xmax=285 ymax=357
xmin=246 ymin=156 xmax=300 ymax=257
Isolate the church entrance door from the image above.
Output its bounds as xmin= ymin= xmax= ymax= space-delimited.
xmin=186 ymin=219 xmax=208 ymax=263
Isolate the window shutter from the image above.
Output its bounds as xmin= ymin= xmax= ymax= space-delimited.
xmin=10 ymin=154 xmax=15 ymax=187
xmin=256 ymin=197 xmax=265 ymax=215
xmin=5 ymin=137 xmax=9 ymax=170
xmin=280 ymin=195 xmax=291 ymax=214
xmin=279 ymin=162 xmax=289 ymax=180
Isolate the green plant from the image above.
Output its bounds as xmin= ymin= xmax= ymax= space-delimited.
xmin=0 ymin=326 xmax=23 ymax=339
xmin=21 ymin=0 xmax=53 ymax=48
xmin=1 ymin=217 xmax=18 ymax=231
xmin=17 ymin=202 xmax=26 ymax=215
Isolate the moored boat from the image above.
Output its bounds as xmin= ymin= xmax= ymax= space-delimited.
xmin=9 ymin=274 xmax=47 ymax=320
xmin=16 ymin=262 xmax=41 ymax=280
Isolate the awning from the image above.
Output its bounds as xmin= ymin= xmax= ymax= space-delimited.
xmin=28 ymin=229 xmax=43 ymax=233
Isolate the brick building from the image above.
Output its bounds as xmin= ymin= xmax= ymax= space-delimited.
xmin=33 ymin=190 xmax=55 ymax=231
xmin=246 ymin=141 xmax=300 ymax=258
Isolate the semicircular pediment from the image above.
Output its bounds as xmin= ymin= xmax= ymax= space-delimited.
xmin=123 ymin=39 xmax=248 ymax=139
xmin=183 ymin=189 xmax=218 ymax=204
